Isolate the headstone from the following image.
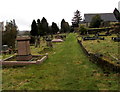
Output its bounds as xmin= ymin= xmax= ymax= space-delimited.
xmin=2 ymin=45 xmax=8 ymax=51
xmin=55 ymin=34 xmax=66 ymax=40
xmin=55 ymin=34 xmax=61 ymax=39
xmin=16 ymin=36 xmax=32 ymax=61
xmin=112 ymin=37 xmax=120 ymax=42
xmin=46 ymin=37 xmax=52 ymax=47
xmin=2 ymin=45 xmax=9 ymax=54
xmin=37 ymin=36 xmax=40 ymax=48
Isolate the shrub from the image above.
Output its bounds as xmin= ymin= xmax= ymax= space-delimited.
xmin=79 ymin=25 xmax=87 ymax=35
xmin=90 ymin=15 xmax=103 ymax=28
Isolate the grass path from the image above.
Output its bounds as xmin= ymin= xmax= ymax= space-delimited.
xmin=2 ymin=33 xmax=119 ymax=90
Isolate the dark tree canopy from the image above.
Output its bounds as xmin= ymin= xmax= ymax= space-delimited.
xmin=113 ymin=8 xmax=120 ymax=22
xmin=90 ymin=14 xmax=102 ymax=28
xmin=31 ymin=17 xmax=50 ymax=36
xmin=48 ymin=26 xmax=52 ymax=35
xmin=61 ymin=19 xmax=70 ymax=33
xmin=30 ymin=20 xmax=38 ymax=36
xmin=5 ymin=19 xmax=17 ymax=32
xmin=37 ymin=19 xmax=42 ymax=36
xmin=61 ymin=19 xmax=65 ymax=24
xmin=51 ymin=22 xmax=59 ymax=34
xmin=72 ymin=10 xmax=82 ymax=27
xmin=63 ymin=22 xmax=70 ymax=33
xmin=41 ymin=17 xmax=49 ymax=35
xmin=37 ymin=19 xmax=40 ymax=24
xmin=31 ymin=17 xmax=70 ymax=36
xmin=2 ymin=20 xmax=18 ymax=48
xmin=61 ymin=19 xmax=66 ymax=33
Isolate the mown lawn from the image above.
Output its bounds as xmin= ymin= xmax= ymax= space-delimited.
xmin=2 ymin=33 xmax=119 ymax=90
xmin=81 ymin=34 xmax=119 ymax=64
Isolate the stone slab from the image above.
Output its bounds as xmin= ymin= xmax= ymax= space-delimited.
xmin=16 ymin=55 xmax=32 ymax=61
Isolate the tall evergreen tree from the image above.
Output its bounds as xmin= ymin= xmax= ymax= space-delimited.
xmin=113 ymin=8 xmax=120 ymax=22
xmin=61 ymin=19 xmax=66 ymax=33
xmin=37 ymin=19 xmax=42 ymax=36
xmin=48 ymin=26 xmax=52 ymax=35
xmin=30 ymin=20 xmax=38 ymax=36
xmin=41 ymin=17 xmax=49 ymax=35
xmin=72 ymin=10 xmax=82 ymax=27
xmin=51 ymin=22 xmax=59 ymax=34
xmin=64 ymin=22 xmax=70 ymax=33
xmin=61 ymin=19 xmax=70 ymax=33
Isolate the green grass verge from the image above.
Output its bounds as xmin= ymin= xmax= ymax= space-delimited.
xmin=2 ymin=54 xmax=14 ymax=60
xmin=2 ymin=33 xmax=119 ymax=90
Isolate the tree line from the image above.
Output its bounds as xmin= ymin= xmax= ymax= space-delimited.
xmin=30 ymin=17 xmax=70 ymax=37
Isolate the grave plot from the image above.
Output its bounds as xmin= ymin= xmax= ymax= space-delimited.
xmin=2 ymin=36 xmax=48 ymax=66
xmin=80 ymin=33 xmax=105 ymax=41
xmin=52 ymin=34 xmax=66 ymax=42
xmin=80 ymin=34 xmax=119 ymax=65
xmin=112 ymin=37 xmax=120 ymax=42
xmin=82 ymin=36 xmax=105 ymax=41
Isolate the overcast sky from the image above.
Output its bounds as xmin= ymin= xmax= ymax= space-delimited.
xmin=0 ymin=0 xmax=119 ymax=31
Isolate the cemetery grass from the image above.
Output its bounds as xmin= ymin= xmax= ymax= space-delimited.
xmin=2 ymin=33 xmax=119 ymax=90
xmin=2 ymin=54 xmax=14 ymax=60
xmin=80 ymin=34 xmax=119 ymax=64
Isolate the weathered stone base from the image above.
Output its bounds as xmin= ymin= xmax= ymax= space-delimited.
xmin=16 ymin=55 xmax=32 ymax=61
xmin=2 ymin=54 xmax=48 ymax=67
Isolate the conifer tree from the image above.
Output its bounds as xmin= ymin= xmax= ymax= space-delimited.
xmin=41 ymin=17 xmax=49 ymax=35
xmin=72 ymin=10 xmax=82 ymax=27
xmin=61 ymin=19 xmax=70 ymax=33
xmin=37 ymin=19 xmax=42 ymax=36
xmin=30 ymin=20 xmax=38 ymax=36
xmin=51 ymin=22 xmax=59 ymax=34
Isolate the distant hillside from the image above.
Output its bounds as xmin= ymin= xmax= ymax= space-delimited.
xmin=17 ymin=31 xmax=30 ymax=36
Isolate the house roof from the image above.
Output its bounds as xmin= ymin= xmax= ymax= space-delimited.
xmin=84 ymin=13 xmax=118 ymax=23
